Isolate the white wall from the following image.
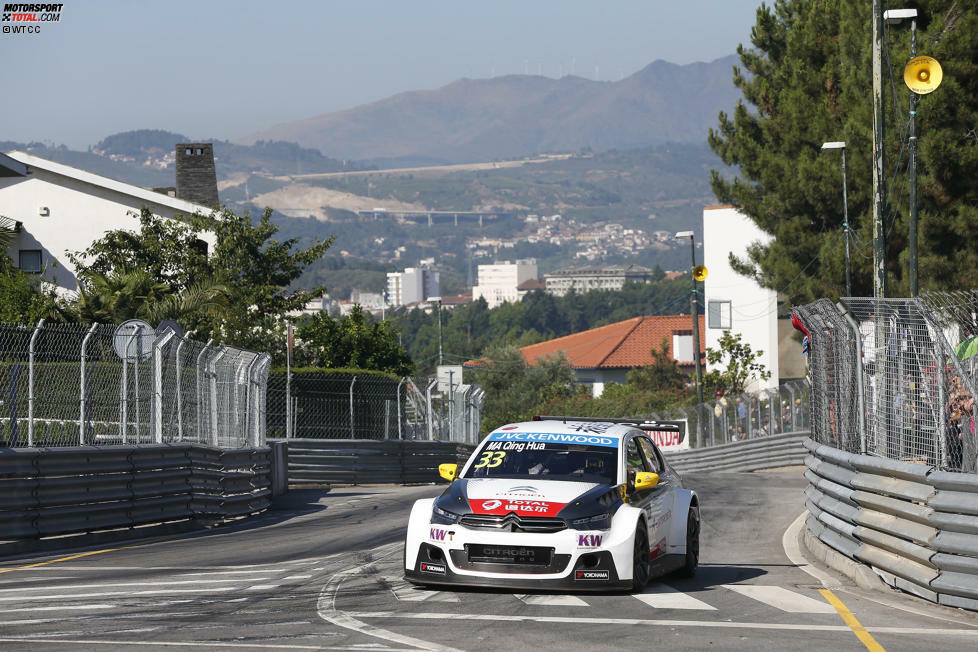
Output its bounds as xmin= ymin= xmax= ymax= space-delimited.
xmin=472 ymin=259 xmax=538 ymax=308
xmin=1 ymin=168 xmax=214 ymax=292
xmin=702 ymin=206 xmax=779 ymax=391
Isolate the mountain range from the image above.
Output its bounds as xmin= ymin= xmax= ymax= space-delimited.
xmin=241 ymin=56 xmax=740 ymax=165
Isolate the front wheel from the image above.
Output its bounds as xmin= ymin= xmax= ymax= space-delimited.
xmin=631 ymin=523 xmax=651 ymax=592
xmin=677 ymin=505 xmax=700 ymax=578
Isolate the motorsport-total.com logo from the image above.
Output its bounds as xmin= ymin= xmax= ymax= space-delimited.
xmin=2 ymin=3 xmax=63 ymax=34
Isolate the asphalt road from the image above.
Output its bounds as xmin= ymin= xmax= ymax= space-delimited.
xmin=1 ymin=471 xmax=976 ymax=651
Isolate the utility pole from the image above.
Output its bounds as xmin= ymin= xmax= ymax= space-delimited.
xmin=908 ymin=16 xmax=919 ymax=297
xmin=676 ymin=230 xmax=704 ymax=448
xmin=872 ymin=0 xmax=887 ymax=298
xmin=842 ymin=147 xmax=852 ymax=297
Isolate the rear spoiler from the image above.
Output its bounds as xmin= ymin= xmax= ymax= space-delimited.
xmin=533 ymin=415 xmax=681 ymax=432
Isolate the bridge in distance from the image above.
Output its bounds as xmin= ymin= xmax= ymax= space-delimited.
xmin=357 ymin=208 xmax=516 ymax=226
xmin=2 ymin=471 xmax=975 ymax=650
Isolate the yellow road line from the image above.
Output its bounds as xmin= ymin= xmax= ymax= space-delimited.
xmin=820 ymin=588 xmax=886 ymax=652
xmin=0 ymin=535 xmax=182 ymax=575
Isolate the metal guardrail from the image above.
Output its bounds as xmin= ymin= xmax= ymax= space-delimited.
xmin=0 ymin=444 xmax=273 ymax=543
xmin=804 ymin=437 xmax=978 ymax=611
xmin=665 ymin=431 xmax=810 ymax=474
xmin=286 ymin=438 xmax=474 ymax=485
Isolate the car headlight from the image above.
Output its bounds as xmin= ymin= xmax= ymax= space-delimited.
xmin=570 ymin=513 xmax=612 ymax=530
xmin=432 ymin=504 xmax=461 ymax=525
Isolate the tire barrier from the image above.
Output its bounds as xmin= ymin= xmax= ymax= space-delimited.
xmin=664 ymin=431 xmax=810 ymax=474
xmin=804 ymin=437 xmax=978 ymax=611
xmin=0 ymin=444 xmax=273 ymax=542
xmin=281 ymin=438 xmax=475 ymax=485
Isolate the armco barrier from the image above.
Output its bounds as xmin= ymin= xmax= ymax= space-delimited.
xmin=283 ymin=439 xmax=475 ymax=485
xmin=0 ymin=444 xmax=272 ymax=543
xmin=664 ymin=431 xmax=810 ymax=474
xmin=804 ymin=437 xmax=978 ymax=610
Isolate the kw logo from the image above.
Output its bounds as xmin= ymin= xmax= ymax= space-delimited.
xmin=577 ymin=534 xmax=603 ymax=547
xmin=430 ymin=528 xmax=451 ymax=541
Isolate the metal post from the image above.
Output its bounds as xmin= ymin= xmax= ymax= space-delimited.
xmin=208 ymin=347 xmax=227 ymax=447
xmin=436 ymin=299 xmax=443 ymax=366
xmin=838 ymin=303 xmax=867 ymax=453
xmin=908 ymin=18 xmax=919 ymax=297
xmin=121 ymin=331 xmax=136 ymax=444
xmin=841 ymin=148 xmax=852 ymax=297
xmin=244 ymin=354 xmax=260 ymax=446
xmin=27 ymin=318 xmax=44 ymax=447
xmin=175 ymin=336 xmax=186 ymax=441
xmin=79 ymin=323 xmax=97 ymax=444
xmin=152 ymin=329 xmax=175 ymax=444
xmin=133 ymin=326 xmax=143 ymax=442
xmin=195 ymin=339 xmax=212 ymax=442
xmin=349 ymin=375 xmax=357 ymax=438
xmin=286 ymin=323 xmax=293 ymax=439
xmin=426 ymin=379 xmax=435 ymax=441
xmin=396 ymin=377 xmax=405 ymax=440
xmin=448 ymin=370 xmax=455 ymax=442
xmin=872 ymin=0 xmax=887 ymax=298
xmin=686 ymin=235 xmax=704 ymax=447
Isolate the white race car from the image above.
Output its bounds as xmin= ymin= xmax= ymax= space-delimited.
xmin=404 ymin=416 xmax=700 ymax=591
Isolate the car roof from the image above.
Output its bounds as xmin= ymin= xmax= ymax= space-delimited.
xmin=486 ymin=420 xmax=641 ymax=443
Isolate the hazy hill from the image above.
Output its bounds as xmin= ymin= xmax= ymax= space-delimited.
xmin=242 ymin=56 xmax=738 ymax=164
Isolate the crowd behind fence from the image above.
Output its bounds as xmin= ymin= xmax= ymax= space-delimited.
xmin=266 ymin=373 xmax=485 ymax=444
xmin=794 ymin=291 xmax=978 ymax=473
xmin=646 ymin=379 xmax=810 ymax=449
xmin=0 ymin=320 xmax=270 ymax=449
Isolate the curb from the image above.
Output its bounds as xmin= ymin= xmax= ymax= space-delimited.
xmin=801 ymin=522 xmax=888 ymax=592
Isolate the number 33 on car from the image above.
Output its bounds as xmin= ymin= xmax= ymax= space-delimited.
xmin=403 ymin=416 xmax=700 ymax=591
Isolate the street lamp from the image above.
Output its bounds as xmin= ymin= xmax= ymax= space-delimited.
xmin=821 ymin=141 xmax=852 ymax=297
xmin=884 ymin=8 xmax=920 ymax=296
xmin=675 ymin=230 xmax=704 ymax=447
xmin=430 ymin=296 xmax=443 ymax=366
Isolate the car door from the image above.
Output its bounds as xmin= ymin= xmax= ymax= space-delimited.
xmin=622 ymin=434 xmax=657 ymax=549
xmin=636 ymin=435 xmax=674 ymax=558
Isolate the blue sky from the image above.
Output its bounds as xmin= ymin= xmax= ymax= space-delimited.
xmin=1 ymin=0 xmax=764 ymax=150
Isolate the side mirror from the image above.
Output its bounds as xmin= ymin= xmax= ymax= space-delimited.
xmin=438 ymin=463 xmax=458 ymax=482
xmin=633 ymin=472 xmax=659 ymax=491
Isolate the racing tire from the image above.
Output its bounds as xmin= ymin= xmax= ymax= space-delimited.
xmin=677 ymin=505 xmax=700 ymax=578
xmin=631 ymin=523 xmax=652 ymax=592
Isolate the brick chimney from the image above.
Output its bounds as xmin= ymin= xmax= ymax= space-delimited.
xmin=175 ymin=143 xmax=219 ymax=207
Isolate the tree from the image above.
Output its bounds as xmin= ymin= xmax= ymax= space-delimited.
xmin=70 ymin=207 xmax=332 ymax=344
xmin=626 ymin=337 xmax=689 ymax=393
xmin=298 ymin=305 xmax=414 ymax=375
xmin=0 ymin=255 xmax=61 ymax=324
xmin=702 ymin=331 xmax=771 ymax=397
xmin=709 ymin=1 xmax=978 ymax=302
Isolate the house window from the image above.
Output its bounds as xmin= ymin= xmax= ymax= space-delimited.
xmin=708 ymin=300 xmax=732 ymax=329
xmin=19 ymin=249 xmax=42 ymax=274
xmin=672 ymin=332 xmax=694 ymax=362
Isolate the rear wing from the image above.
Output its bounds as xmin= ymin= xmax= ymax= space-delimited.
xmin=533 ymin=415 xmax=689 ymax=451
xmin=533 ymin=415 xmax=681 ymax=432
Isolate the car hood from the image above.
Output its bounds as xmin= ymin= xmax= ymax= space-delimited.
xmin=463 ymin=478 xmax=598 ymax=518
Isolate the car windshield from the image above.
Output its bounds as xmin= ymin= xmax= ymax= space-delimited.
xmin=464 ymin=441 xmax=618 ymax=484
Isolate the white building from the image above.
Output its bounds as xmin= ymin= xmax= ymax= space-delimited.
xmin=545 ymin=264 xmax=657 ymax=296
xmin=702 ymin=205 xmax=779 ymax=391
xmin=386 ymin=266 xmax=439 ymax=307
xmin=471 ymin=259 xmax=538 ymax=308
xmin=0 ymin=151 xmax=216 ymax=292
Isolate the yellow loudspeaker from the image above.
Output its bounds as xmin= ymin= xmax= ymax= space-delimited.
xmin=693 ymin=265 xmax=708 ymax=282
xmin=904 ymin=56 xmax=943 ymax=95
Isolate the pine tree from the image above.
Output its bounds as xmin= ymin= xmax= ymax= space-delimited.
xmin=709 ymin=1 xmax=978 ymax=303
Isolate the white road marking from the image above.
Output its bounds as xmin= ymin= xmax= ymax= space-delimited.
xmin=317 ymin=543 xmax=460 ymax=652
xmin=177 ymin=570 xmax=279 ymax=576
xmin=0 ymin=638 xmax=414 ymax=650
xmin=246 ymin=584 xmax=281 ymax=590
xmin=633 ymin=584 xmax=716 ymax=610
xmin=0 ymin=579 xmax=249 ymax=593
xmin=515 ymin=594 xmax=588 ymax=606
xmin=282 ymin=574 xmax=313 ymax=580
xmin=0 ymin=587 xmax=238 ymax=601
xmin=387 ymin=577 xmax=459 ymax=603
xmin=721 ymin=584 xmax=836 ymax=613
xmin=3 ymin=604 xmax=116 ymax=612
xmin=343 ymin=611 xmax=978 ymax=636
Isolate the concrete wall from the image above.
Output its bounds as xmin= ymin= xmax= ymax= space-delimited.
xmin=702 ymin=206 xmax=779 ymax=390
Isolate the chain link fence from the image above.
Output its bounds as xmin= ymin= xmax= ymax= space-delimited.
xmin=0 ymin=320 xmax=270 ymax=448
xmin=794 ymin=292 xmax=978 ymax=473
xmin=266 ymin=372 xmax=485 ymax=444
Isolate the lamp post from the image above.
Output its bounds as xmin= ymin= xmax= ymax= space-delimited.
xmin=821 ymin=141 xmax=852 ymax=297
xmin=884 ymin=8 xmax=920 ymax=296
xmin=871 ymin=0 xmax=886 ymax=298
xmin=676 ymin=230 xmax=704 ymax=448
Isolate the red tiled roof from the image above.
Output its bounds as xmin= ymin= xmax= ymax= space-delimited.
xmin=520 ymin=314 xmax=706 ymax=369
